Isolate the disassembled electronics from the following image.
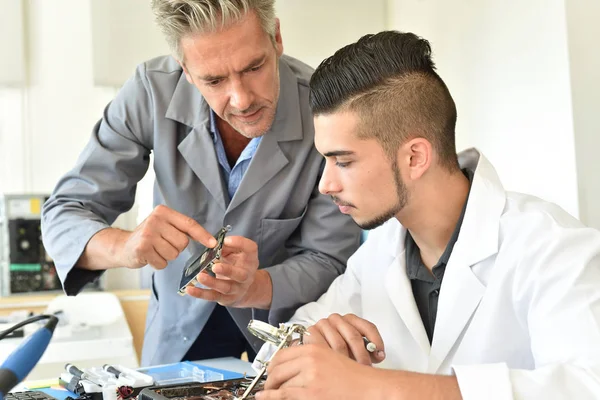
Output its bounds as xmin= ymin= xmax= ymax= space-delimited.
xmin=138 ymin=378 xmax=264 ymax=400
xmin=137 ymin=321 xmax=308 ymax=399
xmin=178 ymin=225 xmax=232 ymax=296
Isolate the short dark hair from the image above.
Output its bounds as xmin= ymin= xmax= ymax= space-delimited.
xmin=309 ymin=31 xmax=459 ymax=171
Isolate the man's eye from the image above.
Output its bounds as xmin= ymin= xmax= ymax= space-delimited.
xmin=207 ymin=79 xmax=222 ymax=87
xmin=336 ymin=161 xmax=351 ymax=168
xmin=248 ymin=65 xmax=262 ymax=73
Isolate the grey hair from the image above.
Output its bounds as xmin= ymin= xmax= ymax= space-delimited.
xmin=151 ymin=0 xmax=277 ymax=62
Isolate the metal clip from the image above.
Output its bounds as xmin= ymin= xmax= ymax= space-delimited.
xmin=236 ymin=321 xmax=307 ymax=399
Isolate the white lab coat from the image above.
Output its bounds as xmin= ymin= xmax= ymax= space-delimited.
xmin=255 ymin=148 xmax=600 ymax=400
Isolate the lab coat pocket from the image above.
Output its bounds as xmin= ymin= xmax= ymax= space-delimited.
xmin=259 ymin=206 xmax=308 ymax=259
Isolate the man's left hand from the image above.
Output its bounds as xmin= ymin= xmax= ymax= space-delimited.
xmin=186 ymin=236 xmax=270 ymax=307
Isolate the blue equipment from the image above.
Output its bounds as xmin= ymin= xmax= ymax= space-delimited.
xmin=0 ymin=315 xmax=58 ymax=399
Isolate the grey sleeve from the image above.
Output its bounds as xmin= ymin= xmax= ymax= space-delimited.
xmin=41 ymin=63 xmax=154 ymax=295
xmin=264 ymin=160 xmax=362 ymax=324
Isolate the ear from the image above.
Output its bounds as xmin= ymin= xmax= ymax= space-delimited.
xmin=178 ymin=60 xmax=194 ymax=85
xmin=402 ymin=138 xmax=432 ymax=181
xmin=274 ymin=18 xmax=284 ymax=57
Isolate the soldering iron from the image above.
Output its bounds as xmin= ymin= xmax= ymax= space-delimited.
xmin=0 ymin=315 xmax=59 ymax=400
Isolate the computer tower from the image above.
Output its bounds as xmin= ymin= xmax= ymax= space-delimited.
xmin=0 ymin=194 xmax=62 ymax=296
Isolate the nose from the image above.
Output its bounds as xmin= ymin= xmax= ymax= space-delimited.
xmin=318 ymin=162 xmax=341 ymax=195
xmin=229 ymin=78 xmax=254 ymax=112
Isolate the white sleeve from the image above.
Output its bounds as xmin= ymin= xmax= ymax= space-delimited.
xmin=454 ymin=363 xmax=600 ymax=400
xmin=454 ymin=227 xmax=600 ymax=400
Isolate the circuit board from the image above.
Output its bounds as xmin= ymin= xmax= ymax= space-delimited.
xmin=138 ymin=378 xmax=265 ymax=400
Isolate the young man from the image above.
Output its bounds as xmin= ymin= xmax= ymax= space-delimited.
xmin=255 ymin=31 xmax=600 ymax=399
xmin=41 ymin=0 xmax=360 ymax=366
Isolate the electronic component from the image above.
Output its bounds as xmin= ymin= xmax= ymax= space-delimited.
xmin=0 ymin=194 xmax=101 ymax=295
xmin=3 ymin=391 xmax=57 ymax=400
xmin=0 ymin=194 xmax=60 ymax=295
xmin=137 ymin=322 xmax=306 ymax=400
xmin=138 ymin=378 xmax=265 ymax=400
xmin=178 ymin=225 xmax=232 ymax=296
xmin=239 ymin=321 xmax=308 ymax=400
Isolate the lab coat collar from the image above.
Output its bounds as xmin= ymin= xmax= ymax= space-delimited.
xmin=429 ymin=148 xmax=506 ymax=372
xmin=165 ymin=68 xmax=208 ymax=128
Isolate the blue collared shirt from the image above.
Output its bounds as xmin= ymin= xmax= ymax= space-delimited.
xmin=209 ymin=110 xmax=262 ymax=201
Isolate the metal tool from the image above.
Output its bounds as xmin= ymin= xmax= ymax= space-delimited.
xmin=236 ymin=321 xmax=308 ymax=400
xmin=178 ymin=225 xmax=232 ymax=295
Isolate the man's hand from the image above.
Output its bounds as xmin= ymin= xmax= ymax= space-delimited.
xmin=118 ymin=205 xmax=216 ymax=270
xmin=256 ymin=345 xmax=382 ymax=400
xmin=302 ymin=313 xmax=385 ymax=365
xmin=78 ymin=205 xmax=216 ymax=271
xmin=185 ymin=236 xmax=272 ymax=308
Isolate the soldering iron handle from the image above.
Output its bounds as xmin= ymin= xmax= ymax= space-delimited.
xmin=65 ymin=364 xmax=84 ymax=379
xmin=103 ymin=364 xmax=121 ymax=378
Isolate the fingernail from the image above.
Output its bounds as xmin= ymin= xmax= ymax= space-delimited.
xmin=377 ymin=350 xmax=385 ymax=359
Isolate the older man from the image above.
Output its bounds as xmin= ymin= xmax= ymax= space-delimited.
xmin=42 ymin=0 xmax=360 ymax=366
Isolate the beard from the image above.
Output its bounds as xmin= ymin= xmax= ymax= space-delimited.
xmin=358 ymin=160 xmax=409 ymax=230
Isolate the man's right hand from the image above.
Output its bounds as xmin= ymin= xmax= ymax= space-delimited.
xmin=77 ymin=205 xmax=216 ymax=271
xmin=301 ymin=313 xmax=386 ymax=366
xmin=119 ymin=205 xmax=217 ymax=269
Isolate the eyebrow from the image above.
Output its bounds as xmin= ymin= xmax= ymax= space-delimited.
xmin=323 ymin=150 xmax=355 ymax=157
xmin=198 ymin=55 xmax=267 ymax=82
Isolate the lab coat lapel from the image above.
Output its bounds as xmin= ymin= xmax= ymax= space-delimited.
xmin=428 ymin=148 xmax=506 ymax=373
xmin=385 ymin=227 xmax=431 ymax=356
xmin=177 ymin=124 xmax=229 ymax=211
xmin=227 ymin=132 xmax=289 ymax=212
xmin=427 ymin=253 xmax=486 ymax=373
xmin=167 ymin=74 xmax=229 ymax=211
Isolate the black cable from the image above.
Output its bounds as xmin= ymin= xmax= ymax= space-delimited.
xmin=0 ymin=314 xmax=55 ymax=341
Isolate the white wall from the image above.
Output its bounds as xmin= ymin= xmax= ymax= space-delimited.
xmin=25 ymin=0 xmax=118 ymax=193
xmin=0 ymin=0 xmax=25 ymax=86
xmin=389 ymin=0 xmax=580 ymax=218
xmin=90 ymin=0 xmax=169 ymax=87
xmin=276 ymin=0 xmax=387 ymax=68
xmin=565 ymin=0 xmax=600 ymax=230
xmin=0 ymin=89 xmax=25 ymax=193
xmin=0 ymin=0 xmax=141 ymax=290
